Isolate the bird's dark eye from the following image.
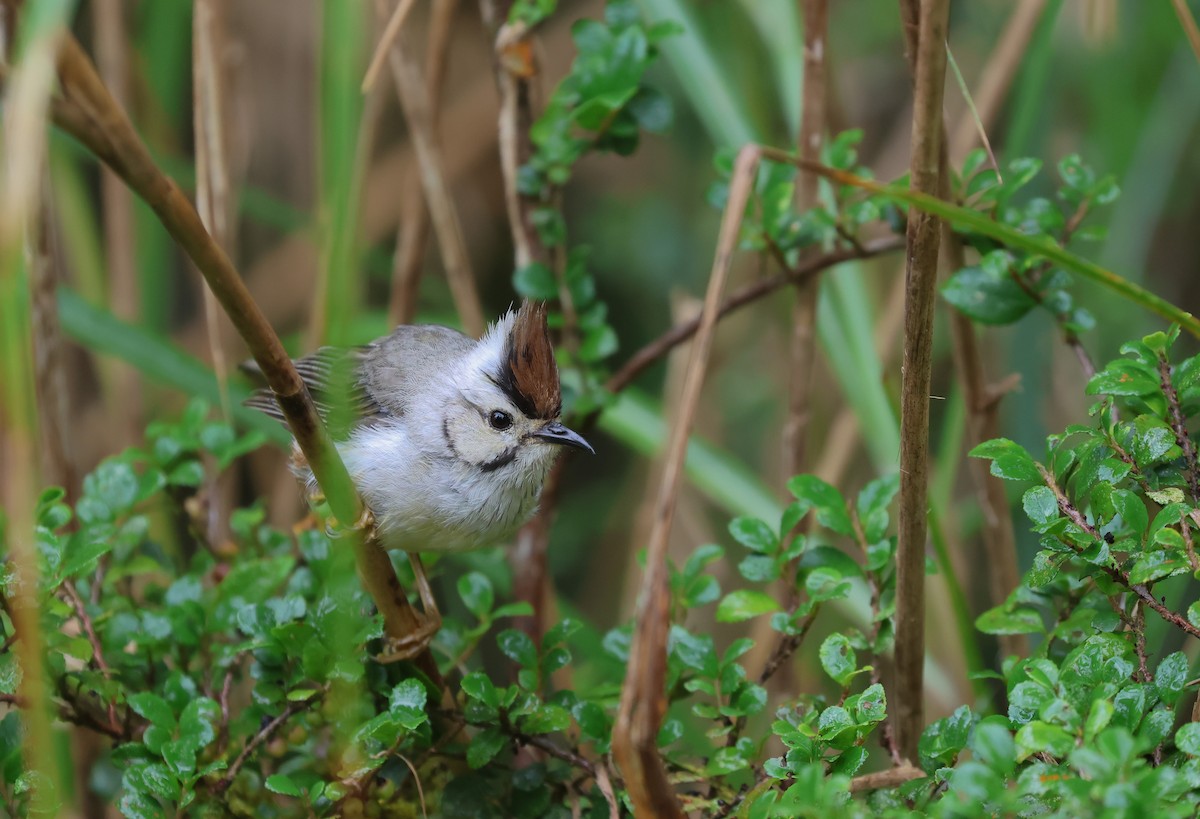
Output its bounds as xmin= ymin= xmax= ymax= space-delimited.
xmin=488 ymin=410 xmax=513 ymax=431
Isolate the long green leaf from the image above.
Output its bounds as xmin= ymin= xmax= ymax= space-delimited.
xmin=57 ymin=289 xmax=289 ymax=445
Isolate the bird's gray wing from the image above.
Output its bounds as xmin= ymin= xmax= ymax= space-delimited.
xmin=359 ymin=324 xmax=474 ymax=410
xmin=243 ymin=346 xmax=381 ymax=438
xmin=243 ymin=325 xmax=474 ymax=439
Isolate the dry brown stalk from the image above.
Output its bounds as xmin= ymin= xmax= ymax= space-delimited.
xmin=30 ymin=175 xmax=74 ymax=494
xmin=193 ymin=0 xmax=236 ymax=423
xmin=477 ymin=0 xmax=567 ymax=646
xmin=1172 ymin=0 xmax=1200 ymax=65
xmin=613 ymin=145 xmax=762 ymax=818
xmin=374 ymin=0 xmax=485 ymax=337
xmin=943 ymin=239 xmax=1025 ymax=660
xmin=933 ymin=1 xmax=1048 ymax=661
xmin=93 ymin=0 xmax=141 ymax=447
xmin=0 ymin=10 xmax=69 ymax=811
xmin=388 ymin=0 xmax=461 ymax=328
xmin=894 ymin=0 xmax=952 ymax=761
xmin=362 ymin=0 xmax=419 ymax=92
xmin=782 ymin=0 xmax=829 ymax=485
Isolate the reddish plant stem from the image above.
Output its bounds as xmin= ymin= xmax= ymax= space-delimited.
xmin=1157 ymin=352 xmax=1200 ymax=504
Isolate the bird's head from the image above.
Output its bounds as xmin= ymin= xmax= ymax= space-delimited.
xmin=441 ymin=302 xmax=593 ymax=474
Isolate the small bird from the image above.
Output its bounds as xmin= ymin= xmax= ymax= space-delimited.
xmin=246 ymin=301 xmax=593 ymax=656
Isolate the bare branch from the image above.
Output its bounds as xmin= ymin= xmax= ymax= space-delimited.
xmin=613 ymin=146 xmax=763 ymax=818
xmin=215 ymin=690 xmax=324 ymax=794
xmin=894 ymin=0 xmax=952 ymax=761
xmin=606 ymin=238 xmax=904 ymax=396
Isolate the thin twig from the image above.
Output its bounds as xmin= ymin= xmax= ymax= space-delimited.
xmin=847 ymin=763 xmax=926 ymax=793
xmin=1038 ymin=463 xmax=1200 ymax=642
xmin=215 ymin=691 xmax=324 ymax=794
xmin=29 ymin=170 xmax=74 ymax=494
xmin=944 ymin=43 xmax=1000 ymax=179
xmin=948 ymin=0 xmax=1048 ymax=161
xmin=1157 ymin=351 xmax=1200 ymax=504
xmin=613 ymin=146 xmax=762 ymax=819
xmin=362 ymin=0 xmax=418 ymax=92
xmin=606 ymin=238 xmax=904 ymax=396
xmin=193 ymin=0 xmax=235 ymax=423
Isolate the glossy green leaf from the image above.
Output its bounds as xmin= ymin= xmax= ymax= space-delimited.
xmin=716 ymin=590 xmax=780 ymax=623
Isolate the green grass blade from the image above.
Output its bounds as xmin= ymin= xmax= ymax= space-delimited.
xmin=57 ymin=289 xmax=289 ymax=444
xmin=634 ymin=0 xmax=757 ymax=148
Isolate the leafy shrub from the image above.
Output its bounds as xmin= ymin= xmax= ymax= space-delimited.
xmin=3 ymin=324 xmax=1199 ymax=816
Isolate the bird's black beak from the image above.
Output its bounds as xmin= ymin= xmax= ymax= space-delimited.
xmin=534 ymin=421 xmax=595 ymax=454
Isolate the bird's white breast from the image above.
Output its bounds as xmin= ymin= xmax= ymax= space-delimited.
xmin=305 ymin=420 xmax=550 ymax=553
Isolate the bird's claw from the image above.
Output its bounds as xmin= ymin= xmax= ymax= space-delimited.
xmin=374 ymin=609 xmax=442 ymax=663
xmin=373 ymin=552 xmax=443 ymax=663
xmin=353 ymin=506 xmax=378 ymax=538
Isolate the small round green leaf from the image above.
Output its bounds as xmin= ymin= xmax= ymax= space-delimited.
xmin=716 ymin=590 xmax=781 ymax=623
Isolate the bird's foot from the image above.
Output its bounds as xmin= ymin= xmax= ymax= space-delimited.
xmin=352 ymin=505 xmax=379 ymax=539
xmin=374 ymin=604 xmax=443 ymax=663
xmin=372 ymin=552 xmax=442 ymax=663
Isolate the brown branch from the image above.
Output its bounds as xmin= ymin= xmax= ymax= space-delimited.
xmin=215 ymin=690 xmax=324 ymax=794
xmin=46 ymin=33 xmax=438 ymax=670
xmin=894 ymin=0 xmax=952 ymax=762
xmin=1 ymin=690 xmax=132 ymax=742
xmin=480 ymin=0 xmax=553 ymax=274
xmin=613 ymin=147 xmax=762 ymax=819
xmin=757 ymin=606 xmax=821 ymax=687
xmin=29 ymin=170 xmax=75 ymax=495
xmin=606 ymin=237 xmax=904 ymax=396
xmin=478 ymin=0 xmax=565 ymax=646
xmin=933 ymin=4 xmax=1049 ymax=662
xmin=848 ymin=763 xmax=926 ymax=793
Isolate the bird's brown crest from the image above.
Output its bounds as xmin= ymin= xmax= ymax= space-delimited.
xmin=499 ymin=301 xmax=561 ymax=420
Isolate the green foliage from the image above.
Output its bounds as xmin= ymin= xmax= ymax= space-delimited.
xmin=512 ymin=0 xmax=678 ymax=419
xmin=941 ymin=153 xmax=1118 ymax=337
